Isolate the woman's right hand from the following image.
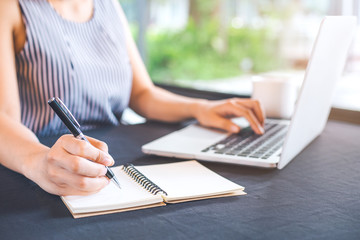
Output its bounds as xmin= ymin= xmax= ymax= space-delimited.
xmin=0 ymin=1 xmax=112 ymax=197
xmin=25 ymin=134 xmax=114 ymax=196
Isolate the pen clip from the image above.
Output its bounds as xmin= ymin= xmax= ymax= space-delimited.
xmin=55 ymin=97 xmax=81 ymax=128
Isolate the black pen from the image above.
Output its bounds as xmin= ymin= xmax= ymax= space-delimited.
xmin=48 ymin=97 xmax=121 ymax=189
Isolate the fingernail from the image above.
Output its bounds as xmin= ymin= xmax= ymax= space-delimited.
xmin=231 ymin=126 xmax=240 ymax=133
xmin=104 ymin=155 xmax=114 ymax=165
xmin=259 ymin=126 xmax=265 ymax=134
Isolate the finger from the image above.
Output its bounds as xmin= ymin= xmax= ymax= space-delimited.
xmin=224 ymin=103 xmax=264 ymax=134
xmin=205 ymin=114 xmax=241 ymax=133
xmin=72 ymin=175 xmax=109 ymax=193
xmin=49 ymin=166 xmax=109 ymax=193
xmin=53 ymin=151 xmax=108 ymax=177
xmin=57 ymin=179 xmax=109 ymax=196
xmin=234 ymin=99 xmax=265 ymax=125
xmin=237 ymin=106 xmax=264 ymax=134
xmin=86 ymin=136 xmax=109 ymax=153
xmin=59 ymin=135 xmax=114 ymax=166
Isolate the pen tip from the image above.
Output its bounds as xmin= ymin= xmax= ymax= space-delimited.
xmin=112 ymin=177 xmax=121 ymax=189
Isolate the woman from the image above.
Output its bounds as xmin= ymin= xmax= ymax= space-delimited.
xmin=0 ymin=0 xmax=264 ymax=196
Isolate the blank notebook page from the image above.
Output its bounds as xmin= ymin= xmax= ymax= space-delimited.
xmin=136 ymin=160 xmax=244 ymax=201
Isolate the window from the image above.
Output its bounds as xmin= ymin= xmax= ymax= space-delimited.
xmin=120 ymin=0 xmax=360 ymax=113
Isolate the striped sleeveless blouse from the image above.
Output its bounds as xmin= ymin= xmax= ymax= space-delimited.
xmin=16 ymin=0 xmax=133 ymax=137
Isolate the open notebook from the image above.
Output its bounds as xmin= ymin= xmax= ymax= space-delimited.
xmin=62 ymin=160 xmax=246 ymax=218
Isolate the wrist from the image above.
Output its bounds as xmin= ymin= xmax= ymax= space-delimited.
xmin=189 ymin=99 xmax=209 ymax=120
xmin=21 ymin=145 xmax=49 ymax=181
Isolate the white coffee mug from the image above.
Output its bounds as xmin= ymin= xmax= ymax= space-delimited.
xmin=252 ymin=75 xmax=299 ymax=119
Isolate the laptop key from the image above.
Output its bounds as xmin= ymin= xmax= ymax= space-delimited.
xmin=215 ymin=147 xmax=233 ymax=154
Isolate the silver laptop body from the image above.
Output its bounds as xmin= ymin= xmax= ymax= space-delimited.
xmin=142 ymin=16 xmax=356 ymax=169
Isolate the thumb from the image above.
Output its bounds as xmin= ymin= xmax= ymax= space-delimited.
xmin=208 ymin=115 xmax=241 ymax=133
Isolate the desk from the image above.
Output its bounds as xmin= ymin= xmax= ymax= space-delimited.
xmin=1 ymin=120 xmax=360 ymax=239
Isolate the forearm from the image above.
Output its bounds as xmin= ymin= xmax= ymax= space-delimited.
xmin=125 ymin=24 xmax=207 ymax=122
xmin=133 ymin=86 xmax=208 ymax=122
xmin=0 ymin=113 xmax=48 ymax=177
xmin=116 ymin=1 xmax=206 ymax=123
xmin=118 ymin=1 xmax=261 ymax=129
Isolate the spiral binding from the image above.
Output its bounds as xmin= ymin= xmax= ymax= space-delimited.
xmin=123 ymin=164 xmax=168 ymax=196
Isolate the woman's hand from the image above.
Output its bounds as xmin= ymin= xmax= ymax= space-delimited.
xmin=194 ymin=98 xmax=265 ymax=134
xmin=24 ymin=135 xmax=114 ymax=196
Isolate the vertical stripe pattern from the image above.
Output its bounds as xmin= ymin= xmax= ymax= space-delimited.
xmin=16 ymin=0 xmax=133 ymax=137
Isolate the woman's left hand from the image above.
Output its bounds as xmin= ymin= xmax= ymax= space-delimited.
xmin=193 ymin=98 xmax=265 ymax=135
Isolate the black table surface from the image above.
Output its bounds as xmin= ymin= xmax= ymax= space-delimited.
xmin=1 ymin=120 xmax=359 ymax=240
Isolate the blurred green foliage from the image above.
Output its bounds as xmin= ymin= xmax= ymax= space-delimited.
xmin=147 ymin=20 xmax=280 ymax=83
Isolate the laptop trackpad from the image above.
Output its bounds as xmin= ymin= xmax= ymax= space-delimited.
xmin=142 ymin=124 xmax=228 ymax=154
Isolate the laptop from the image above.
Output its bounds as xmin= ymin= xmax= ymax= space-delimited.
xmin=142 ymin=16 xmax=357 ymax=169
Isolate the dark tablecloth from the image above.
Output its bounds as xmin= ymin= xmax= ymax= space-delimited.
xmin=1 ymin=120 xmax=359 ymax=240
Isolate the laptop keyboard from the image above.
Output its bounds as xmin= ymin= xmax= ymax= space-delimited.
xmin=201 ymin=122 xmax=288 ymax=159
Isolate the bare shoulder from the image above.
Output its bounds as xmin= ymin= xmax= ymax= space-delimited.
xmin=0 ymin=0 xmax=25 ymax=54
xmin=0 ymin=0 xmax=23 ymax=118
xmin=0 ymin=0 xmax=22 ymax=29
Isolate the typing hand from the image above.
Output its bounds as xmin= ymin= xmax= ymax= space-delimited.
xmin=25 ymin=135 xmax=114 ymax=196
xmin=194 ymin=98 xmax=265 ymax=135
